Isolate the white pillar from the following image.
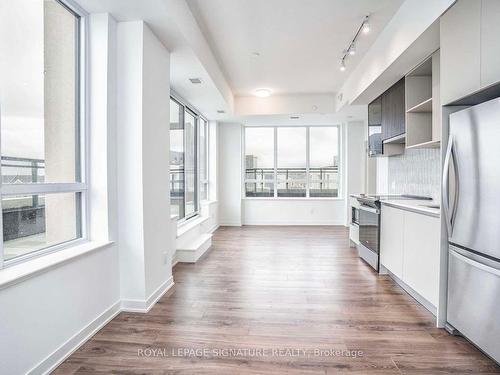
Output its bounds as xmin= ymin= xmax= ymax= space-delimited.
xmin=116 ymin=21 xmax=173 ymax=308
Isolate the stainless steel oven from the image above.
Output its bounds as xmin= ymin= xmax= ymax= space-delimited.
xmin=358 ymin=203 xmax=380 ymax=271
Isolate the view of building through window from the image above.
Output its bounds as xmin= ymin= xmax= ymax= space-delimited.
xmin=0 ymin=0 xmax=83 ymax=262
xmin=244 ymin=126 xmax=340 ymax=198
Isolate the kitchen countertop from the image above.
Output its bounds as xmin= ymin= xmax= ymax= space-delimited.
xmin=380 ymin=199 xmax=440 ymax=218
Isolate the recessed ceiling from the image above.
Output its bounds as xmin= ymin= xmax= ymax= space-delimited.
xmin=187 ymin=0 xmax=404 ymax=97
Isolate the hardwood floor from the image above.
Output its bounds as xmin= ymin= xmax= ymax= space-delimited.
xmin=56 ymin=226 xmax=500 ymax=374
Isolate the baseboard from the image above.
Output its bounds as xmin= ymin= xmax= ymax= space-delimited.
xmin=121 ymin=276 xmax=174 ymax=313
xmin=208 ymin=224 xmax=220 ymax=234
xmin=171 ymin=252 xmax=179 ymax=268
xmin=242 ymin=221 xmax=342 ymax=226
xmin=218 ymin=222 xmax=242 ymax=227
xmin=29 ymin=300 xmax=122 ymax=375
xmin=385 ymin=270 xmax=437 ymax=317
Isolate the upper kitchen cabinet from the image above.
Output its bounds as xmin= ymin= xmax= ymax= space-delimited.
xmin=367 ymin=79 xmax=405 ymax=157
xmin=441 ymin=0 xmax=500 ymax=105
xmin=368 ymin=96 xmax=383 ymax=156
xmin=481 ymin=0 xmax=500 ymax=88
xmin=381 ymin=78 xmax=406 ymax=141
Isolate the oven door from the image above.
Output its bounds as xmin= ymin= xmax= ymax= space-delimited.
xmin=358 ymin=205 xmax=380 ymax=254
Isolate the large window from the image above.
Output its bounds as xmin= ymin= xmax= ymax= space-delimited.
xmin=244 ymin=126 xmax=341 ymax=198
xmin=0 ymin=0 xmax=86 ymax=265
xmin=244 ymin=127 xmax=275 ymax=197
xmin=169 ymin=96 xmax=208 ymax=222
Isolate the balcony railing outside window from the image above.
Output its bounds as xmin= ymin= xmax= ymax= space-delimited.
xmin=245 ymin=167 xmax=339 ymax=197
xmin=2 ymin=157 xmax=47 ymax=242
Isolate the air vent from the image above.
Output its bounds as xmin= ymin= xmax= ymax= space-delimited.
xmin=189 ymin=78 xmax=202 ymax=84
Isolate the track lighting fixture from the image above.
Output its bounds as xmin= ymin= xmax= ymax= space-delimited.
xmin=339 ymin=15 xmax=369 ymax=71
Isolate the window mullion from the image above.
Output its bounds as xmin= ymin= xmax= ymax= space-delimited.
xmin=306 ymin=126 xmax=310 ymax=198
xmin=273 ymin=127 xmax=277 ymax=198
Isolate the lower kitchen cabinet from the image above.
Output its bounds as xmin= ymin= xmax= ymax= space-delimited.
xmin=380 ymin=206 xmax=404 ymax=279
xmin=380 ymin=206 xmax=440 ymax=309
xmin=403 ymin=212 xmax=440 ymax=307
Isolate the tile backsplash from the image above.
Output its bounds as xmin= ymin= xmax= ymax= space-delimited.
xmin=387 ymin=148 xmax=441 ymax=201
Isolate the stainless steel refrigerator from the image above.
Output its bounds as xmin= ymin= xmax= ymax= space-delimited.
xmin=444 ymin=97 xmax=500 ymax=364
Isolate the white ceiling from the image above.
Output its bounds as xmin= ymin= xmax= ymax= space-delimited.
xmin=187 ymin=0 xmax=404 ymax=97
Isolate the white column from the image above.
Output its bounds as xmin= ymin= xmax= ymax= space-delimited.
xmin=116 ymin=21 xmax=172 ymax=307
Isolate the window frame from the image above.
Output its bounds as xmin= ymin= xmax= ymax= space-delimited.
xmin=242 ymin=125 xmax=343 ymax=200
xmin=199 ymin=117 xmax=209 ymax=202
xmin=0 ymin=0 xmax=89 ymax=269
xmin=170 ymin=93 xmax=208 ymax=225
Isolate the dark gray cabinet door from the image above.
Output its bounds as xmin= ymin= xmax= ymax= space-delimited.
xmin=381 ymin=78 xmax=405 ymax=140
xmin=368 ymin=96 xmax=382 ymax=125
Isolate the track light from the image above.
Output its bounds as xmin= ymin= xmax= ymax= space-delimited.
xmin=339 ymin=16 xmax=370 ymax=72
xmin=349 ymin=44 xmax=356 ymax=55
xmin=362 ymin=21 xmax=370 ymax=34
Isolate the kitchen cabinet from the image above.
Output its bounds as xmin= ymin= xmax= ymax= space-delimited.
xmin=368 ymin=96 xmax=382 ymax=125
xmin=380 ymin=206 xmax=440 ymax=309
xmin=380 ymin=206 xmax=404 ymax=279
xmin=441 ymin=0 xmax=500 ymax=105
xmin=480 ymin=0 xmax=500 ymax=88
xmin=381 ymin=78 xmax=405 ymax=140
xmin=368 ymin=96 xmax=382 ymax=156
xmin=403 ymin=211 xmax=440 ymax=307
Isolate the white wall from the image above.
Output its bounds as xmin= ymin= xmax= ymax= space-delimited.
xmin=116 ymin=21 xmax=173 ymax=307
xmin=0 ymin=14 xmax=121 ymax=375
xmin=218 ymin=123 xmax=243 ymax=226
xmin=243 ymin=199 xmax=346 ymax=225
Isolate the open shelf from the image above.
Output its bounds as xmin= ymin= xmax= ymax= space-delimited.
xmin=406 ymin=139 xmax=441 ymax=149
xmin=407 ymin=97 xmax=432 ymax=113
xmin=383 ymin=133 xmax=405 ymax=144
xmin=404 ymin=52 xmax=441 ymax=149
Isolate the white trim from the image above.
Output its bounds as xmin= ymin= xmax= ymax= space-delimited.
xmin=121 ymin=276 xmax=174 ymax=313
xmin=207 ymin=224 xmax=220 ymax=234
xmin=1 ymin=183 xmax=86 ymax=196
xmin=242 ymin=221 xmax=344 ymax=226
xmin=28 ymin=300 xmax=121 ymax=375
xmin=242 ymin=197 xmax=344 ymax=201
xmin=219 ymin=221 xmax=242 ymax=227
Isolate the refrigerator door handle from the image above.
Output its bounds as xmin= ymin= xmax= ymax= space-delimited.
xmin=451 ymin=247 xmax=500 ymax=276
xmin=443 ymin=134 xmax=453 ymax=236
xmin=450 ymin=139 xmax=460 ymax=230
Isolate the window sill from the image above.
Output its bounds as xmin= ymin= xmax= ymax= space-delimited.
xmin=0 ymin=240 xmax=114 ymax=290
xmin=177 ymin=215 xmax=209 ymax=237
xmin=242 ymin=197 xmax=345 ymax=201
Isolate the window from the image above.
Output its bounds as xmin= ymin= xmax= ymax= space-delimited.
xmin=309 ymin=127 xmax=340 ymax=197
xmin=244 ymin=127 xmax=275 ymax=197
xmin=0 ymin=0 xmax=86 ymax=265
xmin=169 ymin=96 xmax=208 ymax=222
xmin=244 ymin=126 xmax=341 ymax=198
xmin=199 ymin=118 xmax=209 ymax=201
xmin=277 ymin=127 xmax=307 ymax=197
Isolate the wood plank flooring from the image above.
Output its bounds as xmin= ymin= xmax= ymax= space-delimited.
xmin=56 ymin=226 xmax=500 ymax=374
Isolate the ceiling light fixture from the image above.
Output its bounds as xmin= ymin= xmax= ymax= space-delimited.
xmin=362 ymin=20 xmax=370 ymax=34
xmin=349 ymin=43 xmax=356 ymax=55
xmin=339 ymin=15 xmax=369 ymax=71
xmin=255 ymin=88 xmax=272 ymax=98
